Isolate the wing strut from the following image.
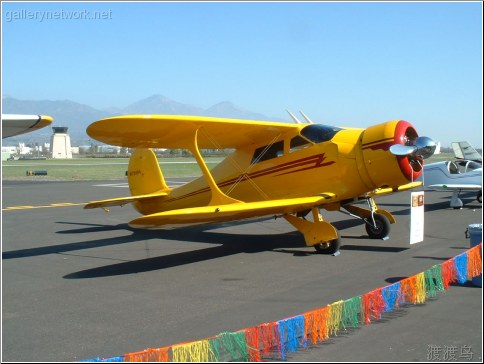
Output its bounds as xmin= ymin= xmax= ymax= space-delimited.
xmin=190 ymin=128 xmax=242 ymax=206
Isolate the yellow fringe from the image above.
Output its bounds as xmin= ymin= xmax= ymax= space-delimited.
xmin=327 ymin=300 xmax=343 ymax=336
xmin=415 ymin=272 xmax=426 ymax=304
xmin=172 ymin=340 xmax=212 ymax=362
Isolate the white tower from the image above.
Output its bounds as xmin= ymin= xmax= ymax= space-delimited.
xmin=50 ymin=127 xmax=72 ymax=159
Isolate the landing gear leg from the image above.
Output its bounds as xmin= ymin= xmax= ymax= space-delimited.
xmin=284 ymin=207 xmax=341 ymax=255
xmin=364 ymin=197 xmax=391 ymax=239
xmin=450 ymin=190 xmax=463 ymax=209
xmin=343 ymin=197 xmax=394 ymax=240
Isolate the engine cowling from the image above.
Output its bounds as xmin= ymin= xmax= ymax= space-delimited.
xmin=361 ymin=120 xmax=423 ymax=189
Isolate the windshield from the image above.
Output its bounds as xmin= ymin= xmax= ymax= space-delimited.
xmin=300 ymin=124 xmax=342 ymax=144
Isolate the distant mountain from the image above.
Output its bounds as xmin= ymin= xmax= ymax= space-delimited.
xmin=205 ymin=101 xmax=268 ymax=120
xmin=122 ymin=94 xmax=204 ymax=115
xmin=2 ymin=95 xmax=284 ymax=145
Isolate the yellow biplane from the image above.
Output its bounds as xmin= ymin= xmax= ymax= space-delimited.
xmin=85 ymin=114 xmax=436 ymax=254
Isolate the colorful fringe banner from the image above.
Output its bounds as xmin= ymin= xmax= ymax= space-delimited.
xmin=327 ymin=300 xmax=343 ymax=336
xmin=362 ymin=289 xmax=385 ymax=324
xmin=303 ymin=306 xmax=330 ymax=345
xmin=454 ymin=253 xmax=468 ymax=284
xmin=341 ymin=296 xmax=361 ymax=329
xmin=467 ymin=244 xmax=482 ymax=280
xmin=400 ymin=275 xmax=419 ymax=305
xmin=81 ymin=243 xmax=482 ymax=363
xmin=257 ymin=322 xmax=280 ymax=356
xmin=171 ymin=340 xmax=212 ymax=362
xmin=244 ymin=327 xmax=261 ymax=362
xmin=124 ymin=347 xmax=169 ymax=362
xmin=212 ymin=332 xmax=249 ymax=362
xmin=277 ymin=315 xmax=306 ymax=360
xmin=381 ymin=282 xmax=401 ymax=312
xmin=441 ymin=258 xmax=458 ymax=289
xmin=80 ymin=356 xmax=124 ymax=362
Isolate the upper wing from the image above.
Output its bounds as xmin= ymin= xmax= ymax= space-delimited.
xmin=2 ymin=114 xmax=53 ymax=139
xmin=426 ymin=184 xmax=482 ymax=191
xmin=128 ymin=194 xmax=336 ymax=229
xmin=86 ymin=115 xmax=300 ymax=149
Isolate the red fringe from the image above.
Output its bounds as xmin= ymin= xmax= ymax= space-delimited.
xmin=441 ymin=259 xmax=457 ymax=289
xmin=304 ymin=306 xmax=330 ymax=345
xmin=361 ymin=288 xmax=385 ymax=324
xmin=258 ymin=322 xmax=280 ymax=356
xmin=124 ymin=347 xmax=170 ymax=362
xmin=244 ymin=327 xmax=261 ymax=362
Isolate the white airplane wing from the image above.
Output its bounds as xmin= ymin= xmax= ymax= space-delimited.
xmin=1 ymin=114 xmax=53 ymax=139
xmin=427 ymin=184 xmax=482 ymax=191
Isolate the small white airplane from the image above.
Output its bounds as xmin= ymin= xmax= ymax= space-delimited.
xmin=451 ymin=141 xmax=482 ymax=164
xmin=421 ymin=159 xmax=482 ymax=208
xmin=1 ymin=114 xmax=53 ymax=139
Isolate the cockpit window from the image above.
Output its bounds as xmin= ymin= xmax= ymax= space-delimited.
xmin=464 ymin=161 xmax=482 ymax=172
xmin=251 ymin=140 xmax=284 ymax=164
xmin=300 ymin=124 xmax=342 ymax=144
xmin=290 ymin=135 xmax=312 ymax=152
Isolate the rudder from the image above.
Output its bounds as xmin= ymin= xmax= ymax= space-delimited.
xmin=128 ymin=148 xmax=170 ymax=196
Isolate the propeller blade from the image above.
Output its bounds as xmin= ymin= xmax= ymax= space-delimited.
xmin=389 ymin=144 xmax=417 ymax=156
xmin=414 ymin=136 xmax=437 ymax=159
xmin=390 ymin=136 xmax=436 ymax=159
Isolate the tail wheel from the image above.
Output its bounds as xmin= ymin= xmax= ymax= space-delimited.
xmin=365 ymin=213 xmax=390 ymax=239
xmin=314 ymin=232 xmax=341 ymax=255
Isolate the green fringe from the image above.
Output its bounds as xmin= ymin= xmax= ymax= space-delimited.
xmin=341 ymin=296 xmax=362 ymax=329
xmin=215 ymin=332 xmax=249 ymax=362
xmin=433 ymin=264 xmax=446 ymax=292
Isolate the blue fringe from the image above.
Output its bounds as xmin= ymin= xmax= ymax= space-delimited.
xmin=454 ymin=253 xmax=468 ymax=284
xmin=277 ymin=315 xmax=306 ymax=360
xmin=382 ymin=282 xmax=400 ymax=312
xmin=80 ymin=356 xmax=124 ymax=362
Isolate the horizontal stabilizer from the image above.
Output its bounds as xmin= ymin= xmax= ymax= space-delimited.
xmin=427 ymin=184 xmax=482 ymax=191
xmin=84 ymin=192 xmax=168 ymax=209
xmin=128 ymin=194 xmax=336 ymax=229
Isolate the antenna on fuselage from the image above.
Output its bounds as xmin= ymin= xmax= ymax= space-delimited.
xmin=286 ymin=110 xmax=302 ymax=124
xmin=299 ymin=111 xmax=314 ymax=124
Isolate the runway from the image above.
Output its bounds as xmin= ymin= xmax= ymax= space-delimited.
xmin=1 ymin=179 xmax=482 ymax=362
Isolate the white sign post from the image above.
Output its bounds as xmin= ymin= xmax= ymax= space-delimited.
xmin=410 ymin=191 xmax=425 ymax=244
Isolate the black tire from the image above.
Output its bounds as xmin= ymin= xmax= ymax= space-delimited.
xmin=365 ymin=213 xmax=391 ymax=239
xmin=314 ymin=232 xmax=341 ymax=255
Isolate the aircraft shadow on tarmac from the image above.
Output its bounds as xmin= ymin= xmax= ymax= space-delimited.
xmin=2 ymin=211 xmax=416 ymax=279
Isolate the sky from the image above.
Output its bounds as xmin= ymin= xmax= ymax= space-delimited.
xmin=1 ymin=1 xmax=483 ymax=148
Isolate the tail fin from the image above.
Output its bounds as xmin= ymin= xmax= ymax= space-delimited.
xmin=128 ymin=148 xmax=170 ymax=196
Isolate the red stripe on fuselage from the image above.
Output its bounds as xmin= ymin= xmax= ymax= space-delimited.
xmin=361 ymin=138 xmax=394 ymax=151
xmin=165 ymin=153 xmax=334 ymax=202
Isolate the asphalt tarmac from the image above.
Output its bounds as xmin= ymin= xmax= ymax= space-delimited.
xmin=1 ymin=179 xmax=482 ymax=362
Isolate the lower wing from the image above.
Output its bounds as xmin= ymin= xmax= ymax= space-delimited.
xmin=370 ymin=181 xmax=423 ymax=196
xmin=128 ymin=194 xmax=335 ymax=229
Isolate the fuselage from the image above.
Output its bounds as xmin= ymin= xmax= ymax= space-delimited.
xmin=422 ymin=160 xmax=482 ymax=189
xmin=134 ymin=120 xmax=423 ymax=216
